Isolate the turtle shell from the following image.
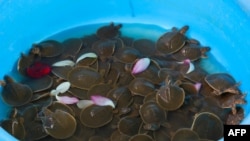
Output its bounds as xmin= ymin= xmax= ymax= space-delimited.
xmin=128 ymin=77 xmax=155 ymax=96
xmin=129 ymin=134 xmax=154 ymax=141
xmin=25 ymin=120 xmax=48 ymax=140
xmin=111 ymin=130 xmax=130 ymax=141
xmin=1 ymin=75 xmax=33 ymax=107
xmin=80 ymin=105 xmax=113 ymax=128
xmin=191 ymin=112 xmax=223 ymax=140
xmin=114 ymin=47 xmax=141 ymax=63
xmin=132 ymin=39 xmax=156 ymax=56
xmin=204 ymin=73 xmax=240 ymax=95
xmin=1 ymin=118 xmax=26 ymax=140
xmin=118 ymin=116 xmax=142 ymax=136
xmin=172 ymin=43 xmax=211 ymax=61
xmin=22 ymin=75 xmax=53 ymax=93
xmin=92 ymin=39 xmax=116 ymax=60
xmin=62 ymin=38 xmax=83 ymax=59
xmin=139 ymin=102 xmax=166 ymax=130
xmin=17 ymin=53 xmax=35 ymax=75
xmin=107 ymin=86 xmax=133 ymax=110
xmin=156 ymin=26 xmax=188 ymax=54
xmin=31 ymin=40 xmax=64 ymax=57
xmin=67 ymin=66 xmax=103 ymax=90
xmin=96 ymin=22 xmax=122 ymax=39
xmin=171 ymin=128 xmax=200 ymax=141
xmin=156 ymin=82 xmax=185 ymax=111
xmin=39 ymin=109 xmax=77 ymax=139
xmin=87 ymin=83 xmax=113 ymax=98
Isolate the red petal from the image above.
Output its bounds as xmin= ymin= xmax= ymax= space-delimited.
xmin=26 ymin=62 xmax=51 ymax=78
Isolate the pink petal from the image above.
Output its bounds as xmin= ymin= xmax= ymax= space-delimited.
xmin=183 ymin=59 xmax=191 ymax=65
xmin=177 ymin=59 xmax=195 ymax=74
xmin=56 ymin=95 xmax=79 ymax=104
xmin=132 ymin=58 xmax=150 ymax=74
xmin=194 ymin=83 xmax=202 ymax=92
xmin=91 ymin=95 xmax=115 ymax=108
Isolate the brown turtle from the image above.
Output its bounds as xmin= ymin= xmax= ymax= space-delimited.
xmin=172 ymin=43 xmax=211 ymax=61
xmin=30 ymin=40 xmax=64 ymax=57
xmin=171 ymin=128 xmax=200 ymax=141
xmin=0 ymin=75 xmax=33 ymax=107
xmin=96 ymin=22 xmax=122 ymax=39
xmin=217 ymin=93 xmax=246 ymax=115
xmin=191 ymin=112 xmax=223 ymax=140
xmin=204 ymin=73 xmax=240 ymax=95
xmin=156 ymin=78 xmax=185 ymax=111
xmin=156 ymin=26 xmax=189 ymax=54
xmin=139 ymin=101 xmax=167 ymax=131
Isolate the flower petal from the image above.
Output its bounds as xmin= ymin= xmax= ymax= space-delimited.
xmin=56 ymin=95 xmax=79 ymax=104
xmin=52 ymin=60 xmax=75 ymax=67
xmin=76 ymin=100 xmax=94 ymax=109
xmin=50 ymin=89 xmax=59 ymax=96
xmin=56 ymin=81 xmax=71 ymax=93
xmin=177 ymin=59 xmax=195 ymax=74
xmin=194 ymin=83 xmax=202 ymax=92
xmin=91 ymin=95 xmax=115 ymax=108
xmin=186 ymin=61 xmax=195 ymax=74
xmin=76 ymin=52 xmax=97 ymax=63
xmin=26 ymin=62 xmax=51 ymax=78
xmin=132 ymin=58 xmax=150 ymax=74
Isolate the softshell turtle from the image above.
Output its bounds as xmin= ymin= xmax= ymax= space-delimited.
xmin=156 ymin=79 xmax=185 ymax=111
xmin=1 ymin=75 xmax=33 ymax=106
xmin=118 ymin=116 xmax=142 ymax=136
xmin=204 ymin=73 xmax=240 ymax=95
xmin=191 ymin=112 xmax=223 ymax=140
xmin=217 ymin=93 xmax=246 ymax=115
xmin=79 ymin=105 xmax=113 ymax=128
xmin=96 ymin=22 xmax=122 ymax=39
xmin=171 ymin=128 xmax=200 ymax=141
xmin=139 ymin=101 xmax=167 ymax=131
xmin=39 ymin=108 xmax=77 ymax=139
xmin=129 ymin=134 xmax=154 ymax=141
xmin=156 ymin=26 xmax=189 ymax=54
xmin=30 ymin=40 xmax=64 ymax=57
xmin=172 ymin=43 xmax=211 ymax=61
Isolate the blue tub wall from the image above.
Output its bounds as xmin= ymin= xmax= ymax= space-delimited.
xmin=1 ymin=0 xmax=250 ymax=140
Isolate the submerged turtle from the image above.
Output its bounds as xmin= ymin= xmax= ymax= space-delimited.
xmin=172 ymin=43 xmax=211 ymax=61
xmin=30 ymin=40 xmax=64 ymax=57
xmin=0 ymin=75 xmax=33 ymax=107
xmin=156 ymin=26 xmax=189 ymax=54
xmin=96 ymin=22 xmax=122 ymax=39
xmin=114 ymin=47 xmax=141 ymax=63
xmin=62 ymin=38 xmax=83 ymax=59
xmin=204 ymin=73 xmax=240 ymax=95
xmin=67 ymin=66 xmax=103 ymax=90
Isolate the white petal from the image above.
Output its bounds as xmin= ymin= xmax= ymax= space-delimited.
xmin=76 ymin=52 xmax=97 ymax=63
xmin=56 ymin=81 xmax=71 ymax=93
xmin=76 ymin=100 xmax=94 ymax=109
xmin=52 ymin=60 xmax=75 ymax=67
xmin=50 ymin=89 xmax=59 ymax=96
xmin=186 ymin=61 xmax=195 ymax=74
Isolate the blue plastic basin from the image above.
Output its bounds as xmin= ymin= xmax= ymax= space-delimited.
xmin=1 ymin=0 xmax=250 ymax=140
